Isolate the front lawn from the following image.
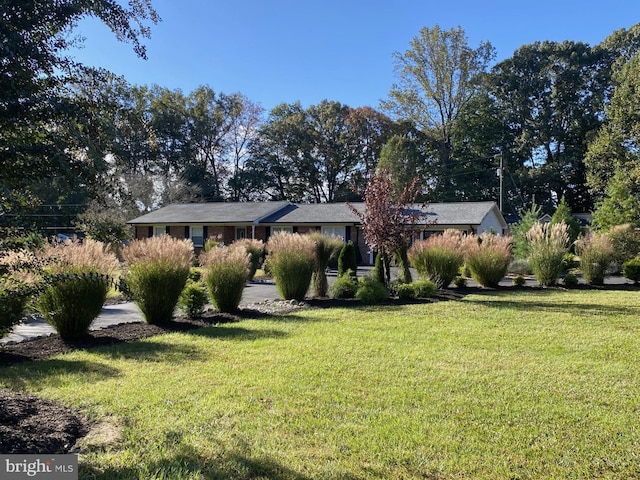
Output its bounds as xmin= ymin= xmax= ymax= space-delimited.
xmin=1 ymin=289 xmax=639 ymax=479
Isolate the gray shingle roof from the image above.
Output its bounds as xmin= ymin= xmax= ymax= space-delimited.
xmin=262 ymin=203 xmax=361 ymax=224
xmin=413 ymin=201 xmax=500 ymax=226
xmin=127 ymin=201 xmax=503 ymax=227
xmin=127 ymin=201 xmax=291 ymax=225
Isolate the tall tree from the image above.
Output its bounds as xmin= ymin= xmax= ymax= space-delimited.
xmin=586 ymin=51 xmax=640 ymax=229
xmin=244 ymin=102 xmax=309 ymax=201
xmin=0 ymin=0 xmax=159 ymax=214
xmin=585 ymin=52 xmax=640 ymax=197
xmin=246 ymin=101 xmax=395 ymax=203
xmin=381 ymin=25 xmax=495 ymax=200
xmin=486 ymin=41 xmax=609 ymax=213
xmin=377 ymin=134 xmax=427 ymax=201
xmin=227 ymin=95 xmax=264 ymax=201
xmin=341 ymin=106 xmax=397 ymax=200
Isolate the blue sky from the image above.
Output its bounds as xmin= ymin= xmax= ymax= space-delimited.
xmin=68 ymin=0 xmax=640 ymax=112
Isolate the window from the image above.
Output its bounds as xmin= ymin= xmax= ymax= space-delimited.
xmin=153 ymin=226 xmax=165 ymax=237
xmin=272 ymin=226 xmax=293 ymax=234
xmin=322 ymin=226 xmax=345 ymax=240
xmin=191 ymin=226 xmax=204 ymax=247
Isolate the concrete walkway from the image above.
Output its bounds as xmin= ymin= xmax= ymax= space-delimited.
xmin=1 ymin=279 xmax=283 ymax=345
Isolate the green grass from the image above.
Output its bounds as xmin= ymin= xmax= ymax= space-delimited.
xmin=2 ymin=289 xmax=640 ymax=479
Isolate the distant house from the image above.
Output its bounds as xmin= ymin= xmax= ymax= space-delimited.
xmin=127 ymin=201 xmax=507 ymax=265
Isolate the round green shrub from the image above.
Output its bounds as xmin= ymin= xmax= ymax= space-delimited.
xmin=512 ymin=275 xmax=526 ymax=287
xmin=355 ymin=276 xmax=389 ymax=304
xmin=411 ymin=279 xmax=437 ymax=298
xmin=329 ymin=273 xmax=358 ymax=299
xmin=622 ymin=257 xmax=640 ymax=283
xmin=178 ymin=280 xmax=209 ymax=318
xmin=561 ymin=253 xmax=580 ymax=272
xmin=563 ymin=273 xmax=579 ymax=288
xmin=453 ymin=276 xmax=467 ymax=288
xmin=395 ymin=282 xmax=415 ymax=299
xmin=188 ymin=267 xmax=202 ymax=282
xmin=37 ymin=274 xmax=110 ymax=340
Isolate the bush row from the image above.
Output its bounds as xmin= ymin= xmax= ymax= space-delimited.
xmin=3 ymin=223 xmax=640 ymax=340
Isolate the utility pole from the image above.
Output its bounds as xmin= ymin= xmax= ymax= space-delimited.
xmin=495 ymin=153 xmax=503 ymax=213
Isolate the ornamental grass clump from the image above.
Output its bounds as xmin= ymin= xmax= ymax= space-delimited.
xmin=607 ymin=224 xmax=640 ymax=269
xmin=266 ymin=232 xmax=316 ymax=301
xmin=526 ymin=222 xmax=570 ymax=286
xmin=408 ymin=230 xmax=464 ymax=288
xmin=308 ymin=233 xmax=343 ymax=297
xmin=121 ymin=235 xmax=194 ymax=324
xmin=231 ymin=238 xmax=264 ymax=281
xmin=37 ymin=239 xmax=120 ymax=340
xmin=200 ymin=246 xmax=249 ymax=313
xmin=576 ymin=233 xmax=614 ymax=286
xmin=0 ymin=250 xmax=41 ymax=338
xmin=622 ymin=257 xmax=640 ymax=283
xmin=463 ymin=233 xmax=512 ymax=288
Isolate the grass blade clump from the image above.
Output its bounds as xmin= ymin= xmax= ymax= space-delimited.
xmin=0 ymin=250 xmax=40 ymax=337
xmin=463 ymin=233 xmax=512 ymax=288
xmin=408 ymin=230 xmax=464 ymax=288
xmin=266 ymin=232 xmax=316 ymax=301
xmin=576 ymin=232 xmax=614 ymax=285
xmin=308 ymin=233 xmax=343 ymax=297
xmin=231 ymin=238 xmax=264 ymax=281
xmin=37 ymin=239 xmax=120 ymax=340
xmin=121 ymin=236 xmax=194 ymax=324
xmin=527 ymin=222 xmax=570 ymax=286
xmin=200 ymin=246 xmax=249 ymax=313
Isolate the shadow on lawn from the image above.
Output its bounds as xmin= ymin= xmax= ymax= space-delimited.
xmin=463 ymin=288 xmax=640 ymax=317
xmin=0 ymin=358 xmax=120 ymax=391
xmin=80 ymin=438 xmax=313 ymax=480
xmin=188 ymin=325 xmax=289 ymax=341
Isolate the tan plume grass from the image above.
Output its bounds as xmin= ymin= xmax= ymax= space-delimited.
xmin=408 ymin=230 xmax=465 ymax=288
xmin=200 ymin=246 xmax=250 ymax=312
xmin=463 ymin=233 xmax=512 ymax=288
xmin=266 ymin=232 xmax=316 ymax=300
xmin=526 ymin=222 xmax=570 ymax=286
xmin=121 ymin=235 xmax=194 ymax=269
xmin=43 ymin=238 xmax=120 ymax=276
xmin=576 ymin=232 xmax=614 ymax=285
